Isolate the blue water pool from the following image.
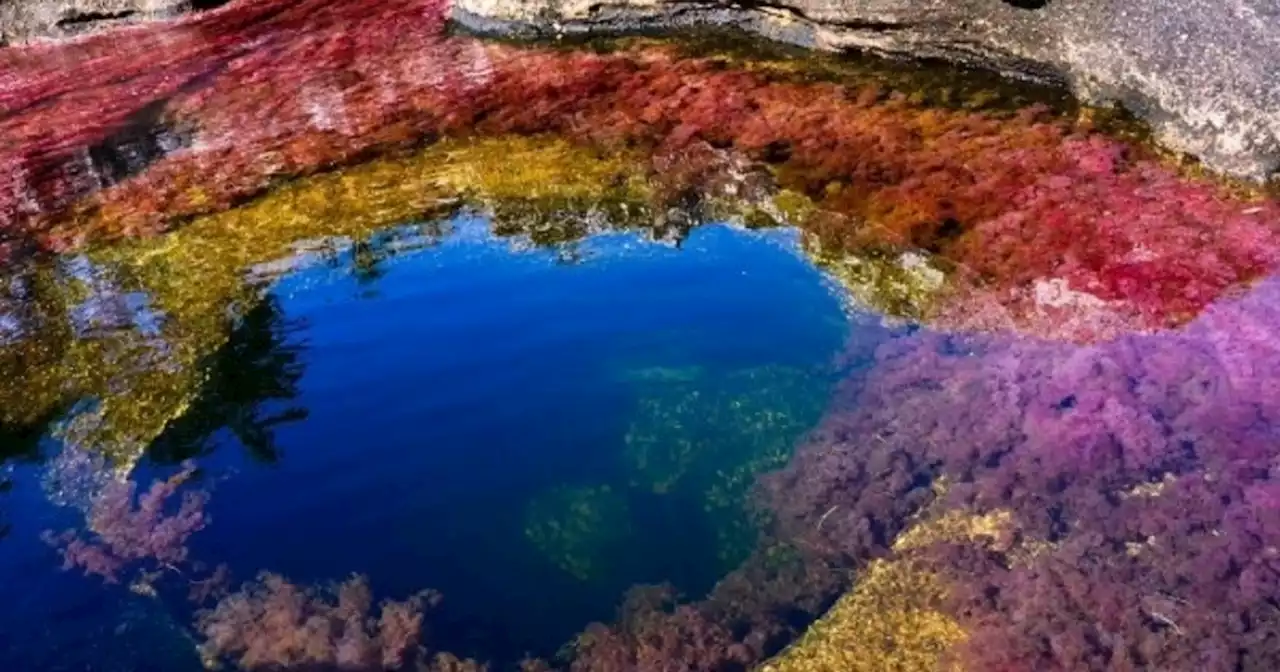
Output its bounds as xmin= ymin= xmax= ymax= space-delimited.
xmin=0 ymin=216 xmax=876 ymax=669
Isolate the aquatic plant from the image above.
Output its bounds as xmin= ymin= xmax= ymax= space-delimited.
xmin=937 ymin=137 xmax=1280 ymax=340
xmin=760 ymin=557 xmax=960 ymax=672
xmin=623 ymin=365 xmax=828 ymax=566
xmin=523 ymin=484 xmax=632 ymax=582
xmin=4 ymin=0 xmax=1277 ymax=340
xmin=35 ymin=451 xmax=482 ymax=670
xmin=43 ymin=460 xmax=207 ymax=583
xmin=0 ymin=0 xmax=444 ymax=233
xmin=698 ymin=543 xmax=847 ymax=659
xmin=915 ymin=459 xmax=1280 ymax=671
xmin=551 ymin=541 xmax=846 ymax=671
xmin=759 ymin=509 xmax=1009 ymax=671
xmin=195 ymin=572 xmax=484 ymax=671
xmin=757 ymin=276 xmax=1280 ymax=669
xmin=623 ymin=367 xmax=820 ymax=496
xmin=6 ymin=1 xmax=1280 ymax=666
xmin=0 ymin=255 xmax=242 ymax=468
xmin=566 ymin=584 xmax=750 ymax=672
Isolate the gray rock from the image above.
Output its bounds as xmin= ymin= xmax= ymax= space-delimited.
xmin=452 ymin=0 xmax=1280 ymax=181
xmin=0 ymin=0 xmax=193 ymax=44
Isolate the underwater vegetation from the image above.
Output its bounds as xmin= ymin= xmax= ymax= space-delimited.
xmin=36 ymin=406 xmax=849 ymax=672
xmin=41 ymin=454 xmax=487 ymax=671
xmin=193 ymin=573 xmax=483 ymax=672
xmin=522 ymin=365 xmax=830 ymax=592
xmin=759 ymin=556 xmax=959 ymax=672
xmin=623 ymin=365 xmax=828 ymax=566
xmin=758 ymin=509 xmax=1013 ymax=672
xmin=2 ymin=132 xmax=842 ymax=670
xmin=758 ymin=275 xmax=1280 ymax=670
xmin=624 ymin=366 xmax=823 ymax=498
xmin=7 ymin=0 xmax=1280 ymax=669
xmin=43 ymin=459 xmax=206 ymax=584
xmin=558 ymin=543 xmax=847 ymax=671
xmin=567 ymin=583 xmax=754 ymax=672
xmin=524 ymin=485 xmax=632 ymax=583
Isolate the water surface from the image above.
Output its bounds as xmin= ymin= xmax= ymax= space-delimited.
xmin=0 ymin=216 xmax=864 ymax=668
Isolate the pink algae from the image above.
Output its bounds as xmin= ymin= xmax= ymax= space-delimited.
xmin=1 ymin=0 xmax=1278 ymax=343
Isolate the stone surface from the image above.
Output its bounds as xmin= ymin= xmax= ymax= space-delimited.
xmin=452 ymin=0 xmax=1280 ymax=182
xmin=0 ymin=0 xmax=193 ymax=44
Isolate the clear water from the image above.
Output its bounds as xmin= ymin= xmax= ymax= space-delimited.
xmin=0 ymin=216 xmax=864 ymax=669
xmin=7 ymin=5 xmax=1280 ymax=668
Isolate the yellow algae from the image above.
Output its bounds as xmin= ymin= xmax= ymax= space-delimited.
xmin=804 ymin=233 xmax=947 ymax=320
xmin=428 ymin=136 xmax=647 ymax=203
xmin=892 ymin=509 xmax=1013 ymax=554
xmin=0 ymin=136 xmax=651 ymax=471
xmin=761 ymin=509 xmax=1020 ymax=672
xmin=771 ymin=188 xmax=819 ymax=225
xmin=1120 ymin=472 xmax=1177 ymax=499
xmin=718 ymin=182 xmax=950 ymax=319
xmin=758 ymin=557 xmax=964 ymax=672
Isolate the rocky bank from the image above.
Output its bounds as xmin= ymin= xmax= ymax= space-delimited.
xmin=452 ymin=0 xmax=1280 ymax=182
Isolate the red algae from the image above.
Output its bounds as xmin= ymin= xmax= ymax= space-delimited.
xmin=42 ymin=460 xmax=206 ymax=583
xmin=42 ymin=458 xmax=486 ymax=671
xmin=0 ymin=0 xmax=356 ymax=230
xmin=940 ymin=137 xmax=1280 ymax=340
xmin=3 ymin=0 xmax=1280 ymax=341
xmin=195 ymin=573 xmax=485 ymax=671
xmin=556 ymin=547 xmax=847 ymax=671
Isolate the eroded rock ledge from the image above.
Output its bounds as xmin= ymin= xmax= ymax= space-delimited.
xmin=452 ymin=0 xmax=1280 ymax=182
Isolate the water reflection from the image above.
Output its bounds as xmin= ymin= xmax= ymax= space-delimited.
xmin=0 ymin=135 xmax=662 ymax=472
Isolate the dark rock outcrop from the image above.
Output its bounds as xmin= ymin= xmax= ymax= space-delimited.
xmin=452 ymin=0 xmax=1280 ymax=181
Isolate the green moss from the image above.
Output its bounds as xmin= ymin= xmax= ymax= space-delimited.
xmin=523 ymin=484 xmax=632 ymax=582
xmin=622 ymin=365 xmax=828 ymax=566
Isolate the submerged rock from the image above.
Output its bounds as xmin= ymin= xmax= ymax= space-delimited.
xmin=452 ymin=0 xmax=1280 ymax=182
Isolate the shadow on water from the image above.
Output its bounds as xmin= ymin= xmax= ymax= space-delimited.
xmin=148 ymin=296 xmax=309 ymax=466
xmin=0 ymin=417 xmax=49 ymax=541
